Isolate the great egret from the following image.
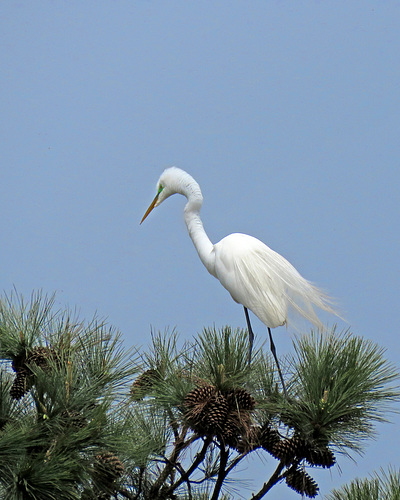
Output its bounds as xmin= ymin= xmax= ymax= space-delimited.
xmin=141 ymin=167 xmax=337 ymax=393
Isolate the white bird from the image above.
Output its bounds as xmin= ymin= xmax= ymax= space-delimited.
xmin=141 ymin=167 xmax=337 ymax=393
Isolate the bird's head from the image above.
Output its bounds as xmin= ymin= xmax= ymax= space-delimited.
xmin=140 ymin=167 xmax=199 ymax=224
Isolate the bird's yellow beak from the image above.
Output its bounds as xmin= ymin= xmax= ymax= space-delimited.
xmin=140 ymin=193 xmax=159 ymax=224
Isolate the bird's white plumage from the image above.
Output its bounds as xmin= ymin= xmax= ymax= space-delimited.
xmin=141 ymin=167 xmax=337 ymax=333
xmin=213 ymin=232 xmax=333 ymax=329
xmin=214 ymin=233 xmax=288 ymax=328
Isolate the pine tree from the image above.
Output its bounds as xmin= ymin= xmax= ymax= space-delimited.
xmin=0 ymin=291 xmax=399 ymax=499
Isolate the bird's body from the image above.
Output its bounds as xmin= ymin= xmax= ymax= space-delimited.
xmin=213 ymin=233 xmax=289 ymax=328
xmin=141 ymin=167 xmax=337 ymax=386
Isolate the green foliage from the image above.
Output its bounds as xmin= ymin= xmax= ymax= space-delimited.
xmin=129 ymin=326 xmax=399 ymax=499
xmin=280 ymin=329 xmax=399 ymax=454
xmin=0 ymin=292 xmax=399 ymax=499
xmin=325 ymin=467 xmax=400 ymax=500
xmin=0 ymin=291 xmax=139 ymax=499
xmin=0 ymin=290 xmax=57 ymax=359
xmin=194 ymin=326 xmax=253 ymax=390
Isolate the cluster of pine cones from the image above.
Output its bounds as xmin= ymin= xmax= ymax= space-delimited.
xmin=183 ymin=384 xmax=255 ymax=445
xmin=10 ymin=346 xmax=59 ymax=400
xmin=258 ymin=424 xmax=336 ymax=468
xmin=130 ymin=374 xmax=337 ymax=499
xmin=258 ymin=424 xmax=335 ymax=497
xmin=183 ymin=384 xmax=335 ymax=498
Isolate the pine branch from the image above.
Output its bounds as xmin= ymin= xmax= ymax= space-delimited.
xmin=210 ymin=445 xmax=230 ymax=500
xmin=149 ymin=426 xmax=191 ymax=496
xmin=250 ymin=460 xmax=287 ymax=500
xmin=167 ymin=408 xmax=180 ymax=441
xmin=224 ymin=450 xmax=247 ymax=477
xmin=166 ymin=436 xmax=212 ymax=494
xmin=132 ymin=466 xmax=146 ymax=500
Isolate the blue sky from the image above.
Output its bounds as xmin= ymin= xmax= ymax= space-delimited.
xmin=1 ymin=1 xmax=400 ymax=498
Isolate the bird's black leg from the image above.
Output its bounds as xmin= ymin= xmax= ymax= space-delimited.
xmin=268 ymin=327 xmax=287 ymax=397
xmin=244 ymin=307 xmax=254 ymax=365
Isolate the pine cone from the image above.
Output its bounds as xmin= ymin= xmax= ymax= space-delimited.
xmin=206 ymin=392 xmax=229 ymax=429
xmin=272 ymin=435 xmax=307 ymax=465
xmin=306 ymin=446 xmax=336 ymax=468
xmin=94 ymin=452 xmax=124 ymax=485
xmin=184 ymin=385 xmax=215 ymax=432
xmin=130 ymin=369 xmax=160 ymax=400
xmin=219 ymin=411 xmax=242 ymax=444
xmin=26 ymin=346 xmax=59 ymax=370
xmin=184 ymin=386 xmax=255 ymax=440
xmin=12 ymin=352 xmax=27 ymax=373
xmin=226 ymin=388 xmax=255 ymax=411
xmin=259 ymin=423 xmax=282 ymax=456
xmin=184 ymin=385 xmax=216 ymax=408
xmin=10 ymin=347 xmax=59 ymax=400
xmin=184 ymin=386 xmax=231 ymax=435
xmin=61 ymin=409 xmax=87 ymax=429
xmin=10 ymin=371 xmax=29 ymax=400
xmin=285 ymin=466 xmax=319 ymax=498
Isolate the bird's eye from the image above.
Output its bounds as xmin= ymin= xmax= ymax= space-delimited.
xmin=158 ymin=185 xmax=164 ymax=194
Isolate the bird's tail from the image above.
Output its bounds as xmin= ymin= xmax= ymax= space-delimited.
xmin=284 ymin=278 xmax=342 ymax=331
xmin=269 ymin=250 xmax=342 ymax=331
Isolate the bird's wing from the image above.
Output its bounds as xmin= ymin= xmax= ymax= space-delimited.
xmin=214 ymin=234 xmax=287 ymax=327
xmin=214 ymin=233 xmax=335 ymax=330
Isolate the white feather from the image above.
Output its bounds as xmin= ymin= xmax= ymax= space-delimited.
xmin=214 ymin=233 xmax=335 ymax=330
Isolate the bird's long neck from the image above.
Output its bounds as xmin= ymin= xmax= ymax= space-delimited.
xmin=182 ymin=183 xmax=216 ymax=277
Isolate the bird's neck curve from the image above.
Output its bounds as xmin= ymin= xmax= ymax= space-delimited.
xmin=181 ymin=180 xmax=216 ymax=277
